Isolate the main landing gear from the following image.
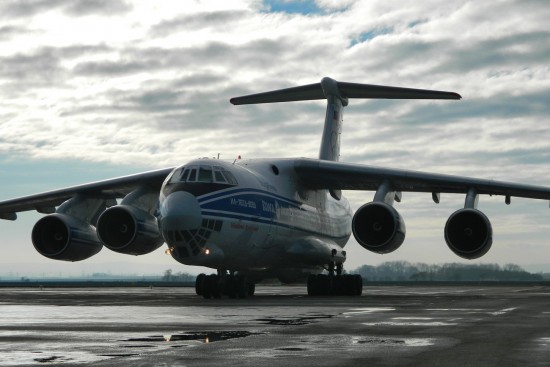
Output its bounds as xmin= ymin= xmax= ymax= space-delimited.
xmin=307 ymin=262 xmax=363 ymax=296
xmin=195 ymin=271 xmax=255 ymax=299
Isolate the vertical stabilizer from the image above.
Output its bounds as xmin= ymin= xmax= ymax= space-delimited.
xmin=318 ymin=77 xmax=348 ymax=162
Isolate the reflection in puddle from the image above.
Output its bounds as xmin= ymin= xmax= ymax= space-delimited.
xmin=362 ymin=321 xmax=457 ymax=326
xmin=427 ymin=308 xmax=485 ymax=312
xmin=351 ymin=336 xmax=434 ymax=347
xmin=34 ymin=355 xmax=61 ymax=363
xmin=344 ymin=308 xmax=395 ymax=316
xmin=126 ymin=331 xmax=260 ymax=344
xmin=276 ymin=347 xmax=307 ymax=352
xmin=490 ymin=307 xmax=517 ymax=316
xmin=255 ymin=315 xmax=332 ymax=326
xmin=1 ymin=350 xmax=111 ymax=366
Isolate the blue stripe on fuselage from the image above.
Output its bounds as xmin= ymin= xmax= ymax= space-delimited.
xmin=197 ymin=187 xmax=301 ymax=206
xmin=199 ymin=189 xmax=303 ymax=221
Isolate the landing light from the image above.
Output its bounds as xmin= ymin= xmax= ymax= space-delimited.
xmin=165 ymin=247 xmax=174 ymax=255
xmin=205 ymin=248 xmax=211 ymax=255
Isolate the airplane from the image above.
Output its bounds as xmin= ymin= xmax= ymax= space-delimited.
xmin=2 ymin=76 xmax=550 ymax=299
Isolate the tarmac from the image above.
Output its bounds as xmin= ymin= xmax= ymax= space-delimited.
xmin=0 ymin=284 xmax=549 ymax=366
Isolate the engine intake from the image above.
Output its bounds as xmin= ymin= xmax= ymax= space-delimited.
xmin=352 ymin=202 xmax=406 ymax=254
xmin=31 ymin=214 xmax=102 ymax=261
xmin=444 ymin=208 xmax=493 ymax=259
xmin=97 ymin=205 xmax=163 ymax=255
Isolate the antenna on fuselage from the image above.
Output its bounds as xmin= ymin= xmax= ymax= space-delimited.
xmin=230 ymin=77 xmax=461 ymax=162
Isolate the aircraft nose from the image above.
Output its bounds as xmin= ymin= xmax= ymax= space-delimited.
xmin=159 ymin=191 xmax=202 ymax=231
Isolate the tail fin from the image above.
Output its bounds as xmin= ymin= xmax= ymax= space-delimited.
xmin=230 ymin=77 xmax=461 ymax=162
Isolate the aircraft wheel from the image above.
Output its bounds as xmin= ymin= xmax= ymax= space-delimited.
xmin=236 ymin=275 xmax=248 ymax=299
xmin=353 ymin=274 xmax=363 ymax=296
xmin=247 ymin=282 xmax=256 ymax=296
xmin=210 ymin=275 xmax=222 ymax=299
xmin=195 ymin=273 xmax=206 ymax=296
xmin=202 ymin=274 xmax=213 ymax=299
xmin=308 ymin=274 xmax=330 ymax=296
xmin=203 ymin=274 xmax=221 ymax=299
xmin=307 ymin=274 xmax=319 ymax=296
xmin=225 ymin=276 xmax=237 ymax=298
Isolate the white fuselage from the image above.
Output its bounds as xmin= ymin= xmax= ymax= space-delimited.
xmin=159 ymin=158 xmax=352 ymax=273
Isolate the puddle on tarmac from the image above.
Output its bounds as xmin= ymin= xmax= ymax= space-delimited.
xmin=276 ymin=347 xmax=307 ymax=352
xmin=352 ymin=336 xmax=434 ymax=347
xmin=489 ymin=307 xmax=517 ymax=316
xmin=34 ymin=355 xmax=62 ymax=363
xmin=343 ymin=307 xmax=395 ymax=316
xmin=0 ymin=330 xmax=261 ymax=366
xmin=362 ymin=321 xmax=457 ymax=326
xmin=255 ymin=315 xmax=332 ymax=326
xmin=124 ymin=330 xmax=260 ymax=344
xmin=1 ymin=350 xmax=112 ymax=366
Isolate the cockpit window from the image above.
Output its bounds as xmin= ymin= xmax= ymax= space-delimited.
xmin=168 ymin=168 xmax=184 ymax=184
xmin=214 ymin=171 xmax=226 ymax=183
xmin=168 ymin=164 xmax=238 ymax=185
xmin=222 ymin=170 xmax=238 ymax=185
xmin=188 ymin=168 xmax=197 ymax=182
xmin=197 ymin=166 xmax=213 ymax=183
xmin=181 ymin=169 xmax=190 ymax=182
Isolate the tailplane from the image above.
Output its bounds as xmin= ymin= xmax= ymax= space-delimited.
xmin=230 ymin=77 xmax=461 ymax=162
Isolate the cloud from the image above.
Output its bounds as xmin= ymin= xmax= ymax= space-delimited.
xmin=0 ymin=0 xmax=131 ymax=19
xmin=150 ymin=10 xmax=250 ymax=37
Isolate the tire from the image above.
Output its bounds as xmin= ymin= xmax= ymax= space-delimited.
xmin=195 ymin=273 xmax=206 ymax=296
xmin=210 ymin=274 xmax=221 ymax=299
xmin=236 ymin=275 xmax=248 ymax=299
xmin=307 ymin=274 xmax=318 ymax=296
xmin=247 ymin=282 xmax=256 ymax=296
xmin=353 ymin=274 xmax=363 ymax=296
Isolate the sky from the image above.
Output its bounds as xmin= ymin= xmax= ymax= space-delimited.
xmin=1 ymin=0 xmax=550 ymax=276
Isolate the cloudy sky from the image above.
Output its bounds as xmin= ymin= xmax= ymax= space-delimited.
xmin=1 ymin=0 xmax=550 ymax=276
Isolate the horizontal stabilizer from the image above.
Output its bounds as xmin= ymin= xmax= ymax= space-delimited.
xmin=230 ymin=77 xmax=461 ymax=105
xmin=230 ymin=83 xmax=325 ymax=105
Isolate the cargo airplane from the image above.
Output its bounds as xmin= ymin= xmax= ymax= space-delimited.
xmin=2 ymin=77 xmax=550 ymax=298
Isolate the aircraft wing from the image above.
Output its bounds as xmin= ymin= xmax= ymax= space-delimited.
xmin=0 ymin=168 xmax=174 ymax=220
xmin=293 ymin=158 xmax=550 ymax=201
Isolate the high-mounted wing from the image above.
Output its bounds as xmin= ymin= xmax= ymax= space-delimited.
xmin=294 ymin=158 xmax=550 ymax=201
xmin=0 ymin=168 xmax=174 ymax=220
xmin=294 ymin=158 xmax=550 ymax=260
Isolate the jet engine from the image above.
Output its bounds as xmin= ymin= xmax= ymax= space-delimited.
xmin=96 ymin=205 xmax=163 ymax=255
xmin=352 ymin=202 xmax=406 ymax=254
xmin=444 ymin=208 xmax=493 ymax=259
xmin=31 ymin=213 xmax=103 ymax=261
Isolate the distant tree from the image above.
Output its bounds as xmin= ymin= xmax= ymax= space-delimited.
xmin=352 ymin=261 xmax=543 ymax=282
xmin=162 ymin=269 xmax=195 ymax=282
xmin=163 ymin=269 xmax=173 ymax=282
xmin=503 ymin=264 xmax=523 ymax=272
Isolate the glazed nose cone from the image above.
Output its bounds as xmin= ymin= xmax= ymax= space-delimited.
xmin=159 ymin=191 xmax=202 ymax=232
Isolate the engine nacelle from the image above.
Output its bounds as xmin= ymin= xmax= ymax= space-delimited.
xmin=352 ymin=202 xmax=406 ymax=254
xmin=96 ymin=205 xmax=163 ymax=255
xmin=31 ymin=213 xmax=103 ymax=261
xmin=444 ymin=208 xmax=493 ymax=259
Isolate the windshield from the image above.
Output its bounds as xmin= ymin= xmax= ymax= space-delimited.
xmin=168 ymin=165 xmax=237 ymax=185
